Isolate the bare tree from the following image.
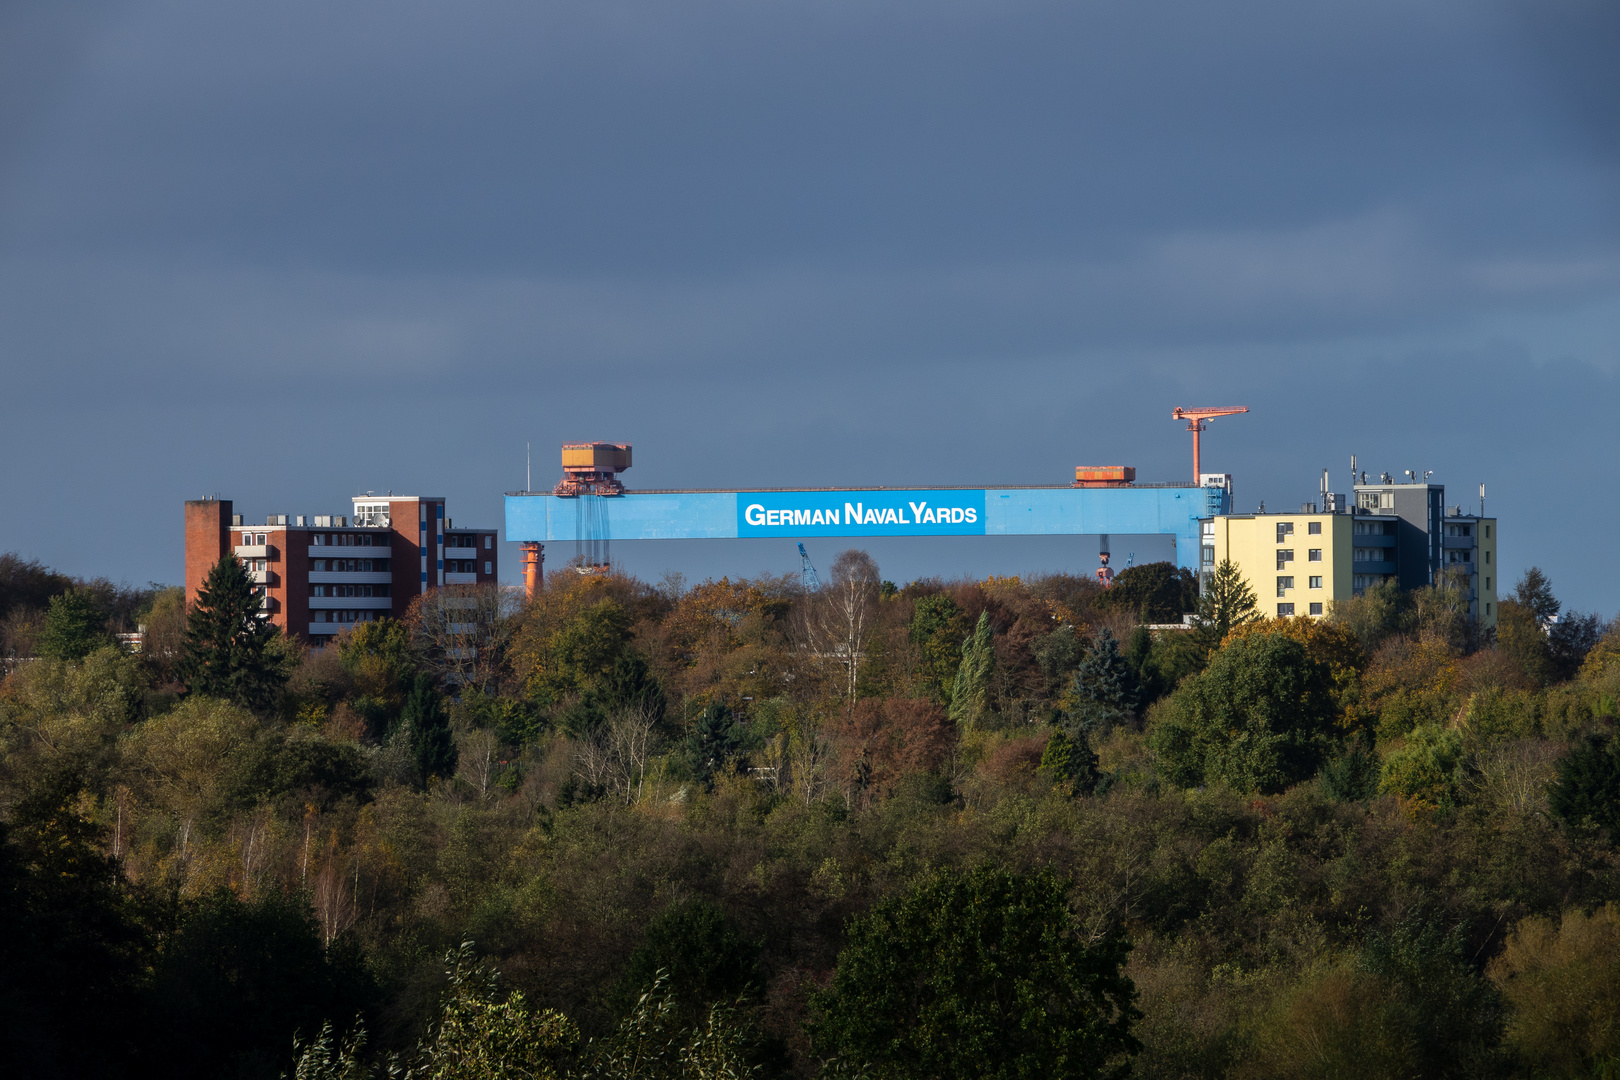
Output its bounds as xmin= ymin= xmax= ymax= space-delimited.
xmin=788 ymin=723 xmax=835 ymax=807
xmin=801 ymin=549 xmax=880 ymax=711
xmin=605 ymin=705 xmax=659 ymax=803
xmin=572 ymin=730 xmax=616 ymax=792
xmin=407 ymin=583 xmax=522 ymax=695
xmin=456 ymin=726 xmax=499 ymax=801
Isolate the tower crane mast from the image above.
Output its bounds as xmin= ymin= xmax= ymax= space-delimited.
xmin=1172 ymin=406 xmax=1248 ymax=483
xmin=798 ymin=543 xmax=821 ymax=591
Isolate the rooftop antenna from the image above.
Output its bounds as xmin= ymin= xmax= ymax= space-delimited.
xmin=526 ymin=442 xmax=531 ymax=493
xmin=1479 ymin=482 xmax=1485 ymax=517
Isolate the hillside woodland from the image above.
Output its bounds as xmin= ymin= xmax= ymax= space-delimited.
xmin=2 ymin=549 xmax=1619 ymax=1080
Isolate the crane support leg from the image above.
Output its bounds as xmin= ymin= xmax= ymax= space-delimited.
xmin=521 ymin=541 xmax=544 ymax=598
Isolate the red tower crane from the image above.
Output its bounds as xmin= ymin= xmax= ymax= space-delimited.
xmin=1172 ymin=406 xmax=1248 ymax=483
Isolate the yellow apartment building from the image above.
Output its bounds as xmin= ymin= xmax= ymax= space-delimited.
xmin=1201 ymin=498 xmax=1497 ymax=628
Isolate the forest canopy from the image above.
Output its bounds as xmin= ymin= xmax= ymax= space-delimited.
xmin=1 ymin=552 xmax=1618 ymax=1080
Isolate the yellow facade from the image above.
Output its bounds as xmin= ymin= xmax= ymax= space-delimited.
xmin=1441 ymin=516 xmax=1498 ymax=630
xmin=1204 ymin=512 xmax=1353 ymax=619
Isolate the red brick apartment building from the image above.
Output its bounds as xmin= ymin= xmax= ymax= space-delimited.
xmin=185 ymin=495 xmax=497 ymax=643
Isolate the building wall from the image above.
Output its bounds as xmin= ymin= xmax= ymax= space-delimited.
xmin=1207 ymin=511 xmax=1351 ymax=619
xmin=1479 ymin=518 xmax=1498 ymax=629
xmin=183 ymin=499 xmax=232 ymax=607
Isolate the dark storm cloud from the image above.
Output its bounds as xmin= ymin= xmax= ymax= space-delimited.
xmin=0 ymin=0 xmax=1616 ymax=609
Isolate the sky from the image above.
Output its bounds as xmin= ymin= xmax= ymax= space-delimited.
xmin=1 ymin=0 xmax=1617 ymax=611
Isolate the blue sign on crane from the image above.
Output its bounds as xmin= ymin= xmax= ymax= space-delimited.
xmin=505 ymin=483 xmax=1230 ymax=571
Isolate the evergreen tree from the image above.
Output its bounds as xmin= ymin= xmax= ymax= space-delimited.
xmin=1548 ymin=732 xmax=1620 ymax=839
xmin=1039 ymin=726 xmax=1101 ymax=795
xmin=179 ymin=555 xmax=288 ymax=710
xmin=1512 ymin=567 xmax=1560 ymax=624
xmin=948 ymin=611 xmax=995 ymax=730
xmin=1189 ymin=559 xmax=1260 ymax=658
xmin=400 ymin=674 xmax=457 ymax=785
xmin=1065 ymin=628 xmax=1138 ymax=737
xmin=687 ymin=701 xmax=742 ymax=787
xmin=1319 ymin=732 xmax=1381 ymax=802
xmin=909 ymin=594 xmax=969 ymax=704
xmin=36 ymin=587 xmax=112 ymax=661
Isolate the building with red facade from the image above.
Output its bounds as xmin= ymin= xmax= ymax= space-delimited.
xmin=184 ymin=494 xmax=498 ymax=643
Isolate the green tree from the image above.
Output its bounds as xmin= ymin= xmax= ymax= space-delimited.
xmin=1064 ymin=628 xmax=1138 ymax=737
xmin=1188 ymin=559 xmax=1259 ymax=659
xmin=1149 ymin=632 xmax=1339 ymax=793
xmin=1031 ymin=624 xmax=1084 ymax=699
xmin=1319 ymin=732 xmax=1380 ymax=802
xmin=1038 ymin=727 xmax=1100 ymax=796
xmin=409 ymin=942 xmax=578 ymax=1080
xmin=180 ymin=555 xmax=289 ymax=710
xmin=948 ymin=612 xmax=995 ymax=730
xmin=687 ymin=702 xmax=743 ymax=788
xmin=809 ymin=866 xmax=1139 ymax=1080
xmin=1513 ymin=566 xmax=1560 ymax=623
xmin=0 ymin=785 xmax=155 ymax=1078
xmin=1497 ymin=599 xmax=1554 ymax=686
xmin=612 ymin=899 xmax=762 ymax=1024
xmin=1379 ymin=724 xmax=1467 ymax=811
xmin=400 ymin=674 xmax=457 ymax=785
xmin=909 ymin=594 xmax=969 ymax=704
xmin=1548 ymin=732 xmax=1620 ymax=839
xmin=1329 ymin=578 xmax=1411 ymax=651
xmin=1095 ymin=562 xmax=1197 ymax=624
xmin=36 ymin=587 xmax=112 ymax=661
xmin=147 ymin=890 xmax=378 ymax=1080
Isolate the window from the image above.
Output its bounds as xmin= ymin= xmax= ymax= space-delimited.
xmin=1308 ymin=549 xmax=1322 ymax=562
xmin=1485 ymin=550 xmax=1491 ymax=564
xmin=255 ymin=533 xmax=267 ymax=544
xmin=1485 ymin=525 xmax=1491 ymax=539
xmin=1277 ymin=603 xmax=1295 ymax=616
xmin=1486 ymin=602 xmax=1492 ymax=615
xmin=1201 ymin=520 xmax=1214 ymax=537
xmin=484 ymin=561 xmax=492 ymax=574
xmin=1307 ymin=521 xmax=1322 ymax=535
xmin=1202 ymin=545 xmax=1215 ymax=566
xmin=312 ymin=533 xmax=327 ymax=546
xmin=312 ymin=585 xmax=327 ymax=597
xmin=485 ymin=536 xmax=493 ymax=549
xmin=1276 ymin=549 xmax=1294 ymax=569
xmin=1276 ymin=522 xmax=1295 ymax=543
xmin=354 ymin=502 xmax=390 ymax=528
xmin=1276 ymin=576 xmax=1294 ymax=596
xmin=1309 ymin=576 xmax=1323 ymax=589
xmin=1486 ymin=577 xmax=1491 ymax=590
xmin=1309 ymin=602 xmax=1323 ymax=616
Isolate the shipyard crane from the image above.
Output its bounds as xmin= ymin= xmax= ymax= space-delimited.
xmin=798 ymin=543 xmax=821 ymax=591
xmin=1172 ymin=406 xmax=1248 ymax=483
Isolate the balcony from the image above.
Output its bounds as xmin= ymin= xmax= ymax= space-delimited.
xmin=308 ymin=596 xmax=393 ymax=610
xmin=445 ymin=573 xmax=477 ymax=585
xmin=235 ymin=544 xmax=273 ymax=559
xmin=248 ymin=569 xmax=279 ymax=586
xmin=308 ymin=571 xmax=393 ymax=585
